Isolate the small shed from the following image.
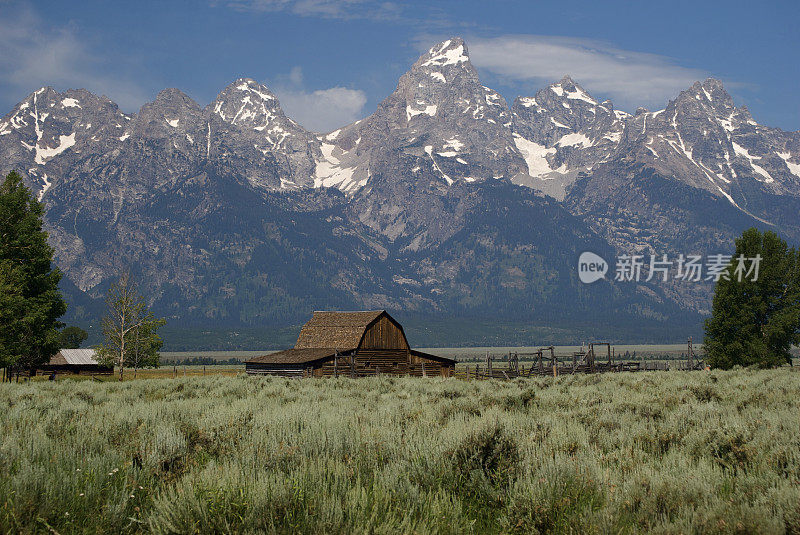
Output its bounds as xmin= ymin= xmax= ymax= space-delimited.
xmin=246 ymin=310 xmax=455 ymax=378
xmin=38 ymin=349 xmax=113 ymax=376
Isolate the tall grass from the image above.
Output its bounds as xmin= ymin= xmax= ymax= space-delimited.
xmin=1 ymin=370 xmax=799 ymax=533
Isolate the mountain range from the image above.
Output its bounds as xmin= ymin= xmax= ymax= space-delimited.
xmin=2 ymin=37 xmax=798 ymax=346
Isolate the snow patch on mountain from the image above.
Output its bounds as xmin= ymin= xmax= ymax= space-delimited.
xmin=513 ymin=134 xmax=556 ymax=176
xmin=406 ymin=103 xmax=437 ymax=121
xmin=557 ymin=132 xmax=593 ymax=148
xmin=35 ymin=133 xmax=76 ymax=164
xmin=778 ymin=152 xmax=800 ymax=179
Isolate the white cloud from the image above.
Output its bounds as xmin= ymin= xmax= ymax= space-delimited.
xmin=0 ymin=3 xmax=149 ymax=112
xmin=223 ymin=0 xmax=401 ymax=20
xmin=276 ymin=85 xmax=367 ymax=133
xmin=465 ymin=35 xmax=710 ymax=111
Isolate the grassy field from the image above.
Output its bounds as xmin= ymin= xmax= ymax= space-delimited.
xmin=1 ymin=369 xmax=799 ymax=533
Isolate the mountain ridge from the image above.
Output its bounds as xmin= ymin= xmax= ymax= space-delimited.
xmin=1 ymin=36 xmax=797 ymax=339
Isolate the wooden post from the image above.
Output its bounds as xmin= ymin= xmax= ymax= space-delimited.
xmin=421 ymin=362 xmax=426 ymax=377
xmin=687 ymin=336 xmax=694 ymax=370
xmin=486 ymin=351 xmax=492 ymax=378
xmin=334 ymin=351 xmax=338 ymax=378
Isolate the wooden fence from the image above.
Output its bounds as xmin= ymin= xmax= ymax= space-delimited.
xmin=452 ymin=340 xmax=703 ymax=380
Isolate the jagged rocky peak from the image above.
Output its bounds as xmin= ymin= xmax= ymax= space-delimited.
xmin=132 ymin=88 xmax=203 ymax=137
xmin=666 ymin=77 xmax=749 ymax=125
xmin=1 ymin=86 xmax=128 ymax=138
xmin=0 ymin=86 xmax=132 ymax=199
xmin=209 ymin=78 xmax=291 ymax=129
xmin=392 ymin=36 xmax=496 ymax=124
xmin=408 ymin=37 xmax=478 ymax=81
xmin=511 ymin=75 xmax=623 ymax=145
xmin=315 ymin=36 xmax=524 ymax=196
xmin=686 ymin=78 xmax=735 ymax=108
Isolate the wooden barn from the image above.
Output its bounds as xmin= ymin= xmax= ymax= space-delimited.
xmin=37 ymin=349 xmax=113 ymax=376
xmin=246 ymin=310 xmax=456 ymax=378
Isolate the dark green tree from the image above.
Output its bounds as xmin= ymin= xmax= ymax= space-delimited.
xmin=704 ymin=228 xmax=800 ymax=369
xmin=0 ymin=171 xmax=66 ymax=374
xmin=0 ymin=261 xmax=25 ymax=372
xmin=58 ymin=326 xmax=89 ymax=349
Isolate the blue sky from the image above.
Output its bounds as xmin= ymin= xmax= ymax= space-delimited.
xmin=1 ymin=0 xmax=797 ymax=132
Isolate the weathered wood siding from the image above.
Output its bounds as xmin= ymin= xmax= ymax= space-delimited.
xmin=358 ymin=315 xmax=409 ymax=350
xmin=36 ymin=365 xmax=113 ymax=376
xmin=315 ymin=350 xmax=454 ymax=378
xmin=245 ymin=363 xmax=309 ymax=378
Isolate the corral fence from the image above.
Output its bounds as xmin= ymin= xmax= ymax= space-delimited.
xmin=453 ymin=339 xmax=705 ymax=380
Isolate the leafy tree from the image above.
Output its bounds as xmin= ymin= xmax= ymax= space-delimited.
xmin=58 ymin=326 xmax=88 ymax=349
xmin=0 ymin=171 xmax=66 ymax=374
xmin=98 ymin=272 xmax=165 ymax=380
xmin=127 ymin=314 xmax=165 ymax=377
xmin=704 ymin=228 xmax=800 ymax=369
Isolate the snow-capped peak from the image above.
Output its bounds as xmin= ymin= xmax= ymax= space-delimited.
xmin=209 ymin=78 xmax=290 ymax=130
xmin=410 ymin=37 xmax=477 ymax=80
xmin=421 ymin=37 xmax=469 ymax=67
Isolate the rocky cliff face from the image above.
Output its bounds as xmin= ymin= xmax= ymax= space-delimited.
xmin=1 ymin=37 xmax=798 ymax=330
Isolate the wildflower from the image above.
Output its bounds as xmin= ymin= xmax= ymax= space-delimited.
xmin=65 ymin=512 xmax=70 ymax=517
xmin=79 ymin=493 xmax=84 ymax=497
xmin=130 ymin=494 xmax=135 ymax=498
xmin=139 ymin=486 xmax=143 ymax=490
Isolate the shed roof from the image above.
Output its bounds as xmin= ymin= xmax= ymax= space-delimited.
xmin=246 ymin=348 xmax=350 ymax=365
xmin=294 ymin=310 xmax=386 ymax=349
xmin=54 ymin=349 xmax=99 ymax=365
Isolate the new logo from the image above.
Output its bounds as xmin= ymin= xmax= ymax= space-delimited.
xmin=578 ymin=252 xmax=608 ymax=284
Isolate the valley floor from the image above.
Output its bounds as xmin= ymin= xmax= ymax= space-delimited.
xmin=1 ymin=370 xmax=799 ymax=533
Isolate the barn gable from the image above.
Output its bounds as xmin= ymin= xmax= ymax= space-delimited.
xmin=294 ymin=310 xmax=383 ymax=350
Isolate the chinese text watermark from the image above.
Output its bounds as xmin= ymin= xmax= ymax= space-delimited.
xmin=578 ymin=252 xmax=761 ymax=284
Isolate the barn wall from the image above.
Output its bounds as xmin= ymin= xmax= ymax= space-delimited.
xmin=358 ymin=315 xmax=409 ymax=350
xmin=246 ymin=364 xmax=309 ymax=378
xmin=37 ymin=365 xmax=113 ymax=376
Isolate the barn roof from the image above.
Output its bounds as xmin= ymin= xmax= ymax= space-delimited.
xmin=54 ymin=349 xmax=99 ymax=365
xmin=246 ymin=348 xmax=351 ymax=365
xmin=294 ymin=310 xmax=386 ymax=349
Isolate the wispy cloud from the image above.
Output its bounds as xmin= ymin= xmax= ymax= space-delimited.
xmin=463 ymin=35 xmax=710 ymax=111
xmin=221 ymin=0 xmax=402 ymax=20
xmin=271 ymin=67 xmax=366 ymax=132
xmin=0 ymin=2 xmax=150 ymax=112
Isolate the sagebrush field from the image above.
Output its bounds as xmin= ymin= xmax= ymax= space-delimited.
xmin=2 ymin=370 xmax=799 ymax=534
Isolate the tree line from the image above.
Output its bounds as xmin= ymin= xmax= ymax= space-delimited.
xmin=0 ymin=171 xmax=164 ymax=380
